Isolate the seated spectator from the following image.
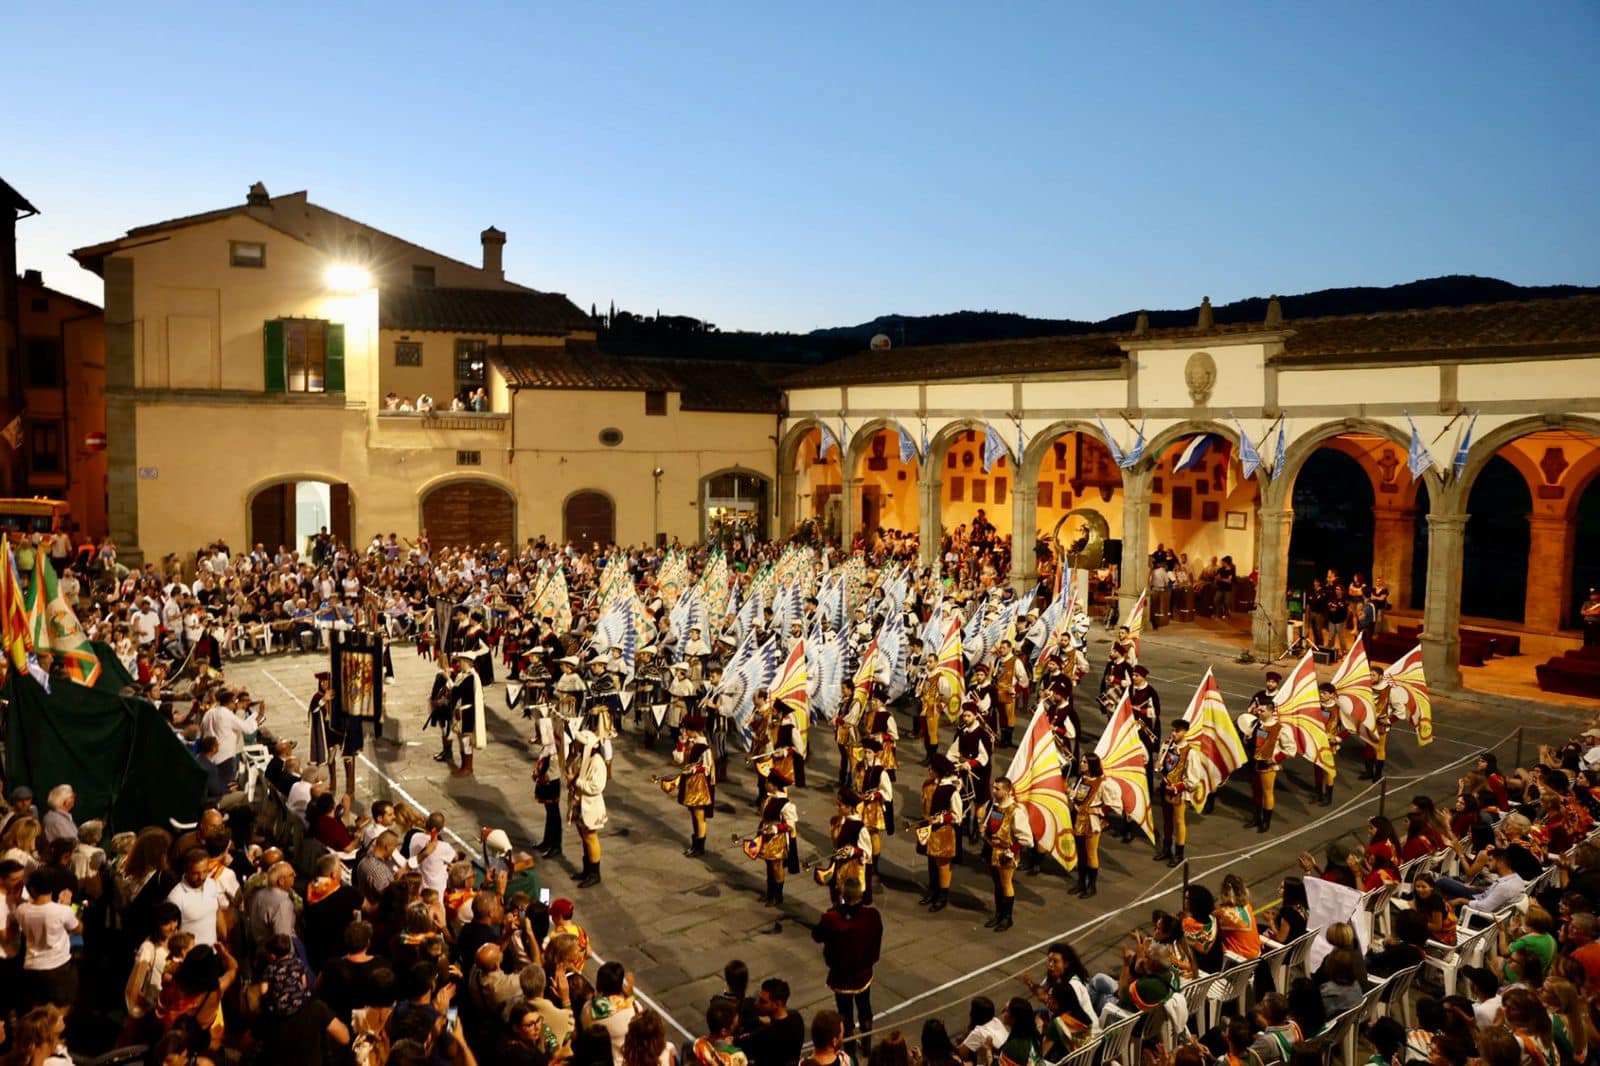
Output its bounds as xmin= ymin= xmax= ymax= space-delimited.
xmin=1365 ymin=908 xmax=1428 ymax=978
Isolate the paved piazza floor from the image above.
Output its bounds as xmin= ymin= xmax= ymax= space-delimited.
xmin=228 ymin=626 xmax=1589 ymax=1043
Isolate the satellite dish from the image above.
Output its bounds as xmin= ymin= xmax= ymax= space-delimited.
xmin=870 ymin=334 xmax=892 ymax=351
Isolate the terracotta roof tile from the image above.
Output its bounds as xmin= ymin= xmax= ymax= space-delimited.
xmin=492 ymin=343 xmax=788 ymax=413
xmin=783 ymin=334 xmax=1125 ymax=387
xmin=1275 ymin=295 xmax=1600 ymax=360
xmin=382 ymin=286 xmax=590 ymax=336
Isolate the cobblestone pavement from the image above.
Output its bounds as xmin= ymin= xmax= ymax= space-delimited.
xmin=228 ymin=625 xmax=1585 ymax=1043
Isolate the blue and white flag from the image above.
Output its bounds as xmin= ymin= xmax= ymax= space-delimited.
xmin=921 ymin=421 xmax=930 ymax=459
xmin=594 ymin=598 xmax=638 ymax=675
xmin=1097 ymin=417 xmax=1145 ymax=470
xmin=1017 ymin=422 xmax=1027 ymax=467
xmin=1271 ymin=421 xmax=1286 ymax=480
xmin=1405 ymin=412 xmax=1435 ymax=478
xmin=1234 ymin=417 xmax=1263 ymax=480
xmin=735 ymin=587 xmax=764 ymax=643
xmin=897 ymin=422 xmax=919 ymax=463
xmin=982 ymin=421 xmax=1010 ymax=473
xmin=879 ymin=609 xmax=912 ymax=701
xmin=1173 ymin=433 xmax=1216 ymax=473
xmin=818 ymin=421 xmax=840 ymax=459
xmin=722 ymin=636 xmax=782 ymax=750
xmin=1096 ymin=417 xmax=1126 ymax=466
xmin=667 ymin=587 xmax=707 ymax=663
xmin=806 ymin=633 xmax=845 ymax=720
xmin=1452 ymin=412 xmax=1478 ymax=481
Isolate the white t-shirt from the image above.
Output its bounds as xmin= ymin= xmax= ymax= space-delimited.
xmin=0 ymin=893 xmax=19 ymax=959
xmin=961 ymin=1018 xmax=1009 ymax=1066
xmin=287 ymin=780 xmax=315 ymax=818
xmin=130 ymin=938 xmax=170 ymax=1014
xmin=19 ymin=900 xmax=78 ymax=970
xmin=406 ymin=834 xmax=458 ymax=896
xmin=167 ymin=878 xmax=222 ymax=946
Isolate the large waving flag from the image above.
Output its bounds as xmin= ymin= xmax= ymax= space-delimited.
xmin=534 ymin=566 xmax=573 ymax=634
xmin=697 ymin=550 xmax=731 ymax=619
xmin=1234 ymin=418 xmax=1263 ymax=481
xmin=879 ymin=609 xmax=912 ymax=701
xmin=1125 ymin=589 xmax=1148 ymax=660
xmin=806 ymin=634 xmax=846 ymax=720
xmin=1096 ymin=417 xmax=1148 ymax=470
xmin=1274 ymin=651 xmax=1337 ymax=781
xmin=735 ymin=587 xmax=764 ymax=643
xmin=1173 ymin=434 xmax=1218 ymax=473
xmin=1 ymin=545 xmax=35 ymax=672
xmin=1405 ymin=413 xmax=1435 ymax=478
xmin=23 ymin=549 xmax=101 ymax=687
xmin=1383 ymin=645 xmax=1432 ymax=746
xmin=818 ymin=421 xmax=840 ymax=459
xmin=1006 ymin=706 xmax=1078 ymax=871
xmin=668 ymin=587 xmax=707 ymax=663
xmin=1331 ymin=635 xmax=1377 ymax=742
xmin=771 ymin=638 xmax=810 ymax=753
xmin=724 ymin=636 xmax=783 ymax=750
xmin=852 ymin=636 xmax=881 ymax=691
xmin=1094 ymin=693 xmax=1155 ymax=842
xmin=1182 ymin=670 xmax=1246 ymax=813
xmin=928 ymin=616 xmax=965 ymax=702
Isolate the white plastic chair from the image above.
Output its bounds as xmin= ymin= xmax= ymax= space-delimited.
xmin=1095 ymin=1009 xmax=1142 ymax=1066
xmin=1423 ymin=919 xmax=1499 ymax=995
xmin=1055 ymin=1039 xmax=1100 ymax=1066
xmin=1318 ymin=1004 xmax=1364 ymax=1066
xmin=1355 ymin=881 xmax=1399 ymax=944
xmin=1365 ymin=963 xmax=1422 ymax=1028
xmin=1206 ymin=957 xmax=1260 ymax=1031
xmin=1179 ymin=971 xmax=1227 ymax=1034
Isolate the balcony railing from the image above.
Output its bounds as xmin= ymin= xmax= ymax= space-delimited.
xmin=377 ymin=410 xmax=508 ymax=432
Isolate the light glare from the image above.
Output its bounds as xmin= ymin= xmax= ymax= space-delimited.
xmin=324 ymin=263 xmax=371 ymax=292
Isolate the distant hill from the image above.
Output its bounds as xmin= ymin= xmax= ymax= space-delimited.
xmin=597 ymin=275 xmax=1600 ymax=365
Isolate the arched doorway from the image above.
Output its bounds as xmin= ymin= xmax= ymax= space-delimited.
xmin=1029 ymin=427 xmax=1123 ymax=606
xmin=783 ymin=424 xmax=842 ymax=542
xmin=934 ymin=422 xmax=1013 ymax=580
xmin=248 ymin=478 xmax=351 ymax=554
xmin=564 ymin=490 xmax=615 ymax=548
xmin=702 ymin=470 xmax=770 ymax=545
xmin=421 ymin=479 xmax=516 ymax=550
xmin=1461 ymin=455 xmax=1532 ymax=622
xmin=1290 ymin=450 xmax=1376 ymax=591
xmin=1572 ymin=475 xmax=1600 ymax=628
xmin=850 ymin=424 xmax=919 ymax=542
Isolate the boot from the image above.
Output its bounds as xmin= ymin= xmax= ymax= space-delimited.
xmin=343 ymin=760 xmax=356 ymax=797
xmin=451 ymin=752 xmax=474 ymax=777
xmin=1360 ymin=760 xmax=1376 ymax=780
xmin=1154 ymin=837 xmax=1172 ymax=863
xmin=1072 ymin=867 xmax=1087 ymax=897
xmin=1168 ymin=844 xmax=1185 ymax=869
xmin=573 ymin=858 xmax=589 ymax=882
xmin=579 ymin=861 xmax=601 ymax=888
xmin=995 ymin=896 xmax=1014 ymax=932
xmin=1323 ymin=786 xmax=1334 ymax=808
xmin=433 ymin=739 xmax=452 ymax=763
xmin=1258 ymin=809 xmax=1273 ymax=834
xmin=985 ymin=890 xmax=1002 ymax=928
xmin=772 ymin=880 xmax=785 ymax=905
xmin=1025 ymin=849 xmax=1043 ymax=877
xmin=1243 ymin=808 xmax=1261 ymax=829
xmin=1004 ymin=727 xmax=1015 ymax=749
xmin=1084 ymin=868 xmax=1098 ymax=898
xmin=763 ymin=871 xmax=777 ymax=907
xmin=683 ymin=835 xmax=699 ymax=857
xmin=929 ymin=887 xmax=948 ymax=913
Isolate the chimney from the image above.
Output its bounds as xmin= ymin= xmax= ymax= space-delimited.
xmin=1132 ymin=311 xmax=1149 ymax=335
xmin=481 ymin=226 xmax=506 ymax=279
xmin=1264 ymin=295 xmax=1284 ymax=328
xmin=1197 ymin=296 xmax=1214 ymax=330
xmin=21 ymin=269 xmax=42 ymax=287
xmin=247 ymin=181 xmax=270 ymax=206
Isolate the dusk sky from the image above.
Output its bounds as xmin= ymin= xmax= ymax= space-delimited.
xmin=9 ymin=2 xmax=1599 ymax=332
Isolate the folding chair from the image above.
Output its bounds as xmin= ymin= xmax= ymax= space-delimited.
xmin=1055 ymin=1038 xmax=1101 ymax=1066
xmin=1179 ymin=971 xmax=1227 ymax=1033
xmin=1319 ymin=1004 xmax=1365 ymax=1066
xmin=1207 ymin=957 xmax=1260 ymax=1031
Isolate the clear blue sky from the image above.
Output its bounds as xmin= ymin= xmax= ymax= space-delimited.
xmin=9 ymin=2 xmax=1598 ymax=332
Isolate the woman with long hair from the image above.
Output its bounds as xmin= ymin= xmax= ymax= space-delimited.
xmin=1411 ymin=872 xmax=1457 ymax=946
xmin=10 ymin=1004 xmax=71 ymax=1066
xmin=1359 ymin=816 xmax=1401 ymax=889
xmin=869 ymin=1031 xmax=913 ymax=1066
xmin=1181 ymin=883 xmax=1222 ymax=977
xmin=1502 ymin=988 xmax=1559 ymax=1066
xmin=919 ymin=1019 xmax=961 ymax=1066
xmin=0 ymin=814 xmax=43 ymax=870
xmin=622 ymin=1007 xmax=675 ymax=1066
xmin=1216 ymin=874 xmax=1261 ymax=960
xmin=995 ymin=998 xmax=1040 ymax=1066
xmin=1539 ymin=978 xmax=1592 ymax=1066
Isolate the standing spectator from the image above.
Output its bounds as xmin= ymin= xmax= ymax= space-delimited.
xmin=200 ymin=689 xmax=259 ymax=784
xmin=736 ymin=978 xmax=805 ymax=1066
xmin=249 ymin=860 xmax=299 ymax=946
xmin=812 ymin=879 xmax=883 ymax=1054
xmin=406 ymin=812 xmax=457 ymax=896
xmin=167 ymin=848 xmax=223 ymax=947
xmin=40 ymin=786 xmax=76 ymax=849
xmin=18 ymin=867 xmax=82 ymax=1009
xmin=123 ymin=900 xmax=183 ymax=1042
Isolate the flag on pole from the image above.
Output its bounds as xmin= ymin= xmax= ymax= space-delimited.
xmin=1125 ymin=589 xmax=1148 ymax=661
xmin=1094 ymin=693 xmax=1154 ymax=842
xmin=1096 ymin=417 xmax=1126 ymax=467
xmin=1405 ymin=412 xmax=1435 ymax=478
xmin=1006 ymin=706 xmax=1078 ymax=870
xmin=1182 ymin=669 xmax=1247 ymax=813
xmin=1331 ymin=635 xmax=1377 ymax=742
xmin=818 ymin=421 xmax=840 ymax=460
xmin=1234 ymin=418 xmax=1262 ymax=481
xmin=1096 ymin=418 xmax=1147 ymax=470
xmin=1383 ymin=645 xmax=1432 ymax=746
xmin=1173 ymin=434 xmax=1217 ymax=473
xmin=897 ymin=422 xmax=919 ymax=463
xmin=982 ymin=422 xmax=1009 ymax=473
xmin=0 ymin=415 xmax=22 ymax=451
xmin=921 ymin=421 xmax=930 ymax=460
xmin=23 ymin=548 xmax=101 ymax=687
xmin=1274 ymin=651 xmax=1337 ymax=781
xmin=1451 ymin=412 xmax=1478 ymax=482
xmin=0 ymin=545 xmax=34 ymax=671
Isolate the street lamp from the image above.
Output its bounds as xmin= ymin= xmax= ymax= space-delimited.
xmin=652 ymin=467 xmax=664 ymax=547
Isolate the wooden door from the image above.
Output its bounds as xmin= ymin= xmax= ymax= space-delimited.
xmin=563 ymin=491 xmax=615 ymax=547
xmin=422 ymin=481 xmax=516 ymax=549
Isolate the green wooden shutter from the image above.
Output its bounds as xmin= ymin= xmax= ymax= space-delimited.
xmin=324 ymin=322 xmax=346 ymax=393
xmin=263 ymin=319 xmax=287 ymax=393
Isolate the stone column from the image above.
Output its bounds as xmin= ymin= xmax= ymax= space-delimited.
xmin=1117 ymin=467 xmax=1153 ymax=624
xmin=1252 ymin=504 xmax=1295 ymax=659
xmin=1524 ymin=513 xmax=1571 ymax=631
xmin=1421 ymin=512 xmax=1467 ymax=690
xmin=918 ymin=472 xmax=941 ymax=568
xmin=1371 ymin=506 xmax=1416 ymax=609
xmin=103 ymin=256 xmax=145 ymax=567
xmin=1011 ymin=482 xmax=1038 ymax=593
xmin=840 ymin=477 xmax=862 ymax=548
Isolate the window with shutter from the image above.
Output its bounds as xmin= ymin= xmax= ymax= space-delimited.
xmin=325 ymin=323 xmax=346 ymax=392
xmin=263 ymin=319 xmax=287 ymax=393
xmin=264 ymin=319 xmax=342 ymax=393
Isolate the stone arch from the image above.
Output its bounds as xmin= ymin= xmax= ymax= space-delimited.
xmin=778 ymin=417 xmax=830 ymax=475
xmin=1140 ymin=418 xmax=1243 ymax=468
xmin=699 ymin=467 xmax=772 ymax=543
xmin=777 ymin=417 xmax=839 ymax=539
xmin=562 ymin=488 xmax=617 ymax=547
xmin=1277 ymin=417 xmax=1434 ymax=504
xmin=245 ymin=473 xmax=354 ymax=552
xmin=1455 ymin=414 xmax=1600 ymax=507
xmin=1019 ymin=419 xmax=1114 ymax=485
xmin=844 ymin=417 xmax=922 ymax=537
xmin=418 ymin=474 xmax=518 ymax=549
xmin=929 ymin=416 xmax=1011 ymax=539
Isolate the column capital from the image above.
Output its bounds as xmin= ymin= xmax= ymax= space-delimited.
xmin=1526 ymin=512 xmax=1568 ymax=530
xmin=1425 ymin=512 xmax=1469 ymax=531
xmin=1258 ymin=506 xmax=1294 ymax=525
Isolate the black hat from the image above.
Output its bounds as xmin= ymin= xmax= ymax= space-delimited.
xmin=931 ymin=753 xmax=957 ymax=776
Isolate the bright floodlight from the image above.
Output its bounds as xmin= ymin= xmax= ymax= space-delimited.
xmin=324 ymin=263 xmax=372 ymax=292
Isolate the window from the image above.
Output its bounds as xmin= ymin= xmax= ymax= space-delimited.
xmin=230 ymin=240 xmax=267 ymax=268
xmin=28 ymin=422 xmax=62 ymax=474
xmin=263 ymin=318 xmax=345 ymax=393
xmin=598 ymin=428 xmax=624 ymax=447
xmin=25 ymin=339 xmax=60 ymax=388
xmin=30 ymin=297 xmax=47 ymax=313
xmin=395 ymin=340 xmax=422 ymax=367
xmin=412 ymin=265 xmax=436 ymax=288
xmin=644 ymin=390 xmax=667 ymax=416
xmin=456 ymin=450 xmax=482 ymax=466
xmin=454 ymin=339 xmax=487 ymax=399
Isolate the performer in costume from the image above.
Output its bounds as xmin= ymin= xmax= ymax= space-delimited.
xmin=631 ymin=646 xmax=665 ymax=748
xmin=772 ymin=699 xmax=808 ymax=789
xmin=426 ymin=657 xmax=455 ymax=764
xmin=1124 ymin=665 xmax=1161 ymax=842
xmin=1099 ymin=644 xmax=1131 ymax=716
xmin=992 ymin=641 xmax=1029 ymax=748
xmin=816 ymin=787 xmax=874 ymax=906
xmin=583 ymin=658 xmax=620 ymax=763
xmin=967 ymin=664 xmax=999 ymax=738
xmin=450 ymin=651 xmax=485 ymax=777
xmin=862 ymin=695 xmax=899 ymax=781
xmin=982 ymin=776 xmax=1034 ymax=931
xmin=1362 ymin=666 xmax=1397 ymax=781
xmin=748 ymin=688 xmax=776 ymax=759
xmin=917 ymin=753 xmax=964 ymax=912
xmin=947 ymin=704 xmax=994 ymax=819
xmin=569 ymin=729 xmax=608 ymax=887
xmin=1240 ymin=698 xmax=1285 ymax=833
xmin=554 ymin=656 xmax=587 ymax=729
xmin=1153 ymin=719 xmax=1195 ymax=868
xmin=834 ymin=678 xmax=861 ymax=788
xmin=856 ymin=736 xmax=895 ymax=881
xmin=670 ymin=716 xmax=717 ymax=856
xmin=666 ymin=661 xmax=696 ymax=739
xmin=751 ymin=769 xmax=800 ymax=906
xmin=1069 ymin=752 xmax=1117 ymax=898
xmin=307 ymin=670 xmax=336 ymax=771
xmin=533 ymin=718 xmax=563 ymax=857
xmin=918 ymin=663 xmax=959 ymax=758
xmin=1314 ymin=683 xmax=1341 ymax=806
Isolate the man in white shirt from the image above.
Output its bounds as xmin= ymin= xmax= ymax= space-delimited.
xmin=286 ymin=771 xmax=323 ymax=820
xmin=167 ymin=849 xmax=223 ymax=946
xmin=405 ymin=812 xmax=458 ymax=895
xmin=131 ymin=600 xmax=161 ymax=647
xmin=41 ymin=785 xmax=78 ymax=848
xmin=200 ymin=690 xmax=259 ymax=784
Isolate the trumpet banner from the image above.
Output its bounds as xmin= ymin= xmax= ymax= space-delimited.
xmin=1383 ymin=644 xmax=1432 ymax=746
xmin=1182 ymin=669 xmax=1246 ymax=813
xmin=1005 ymin=707 xmax=1077 ymax=870
xmin=1331 ymin=635 xmax=1377 ymax=742
xmin=1275 ymin=651 xmax=1337 ymax=782
xmin=1093 ymin=692 xmax=1154 ymax=842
